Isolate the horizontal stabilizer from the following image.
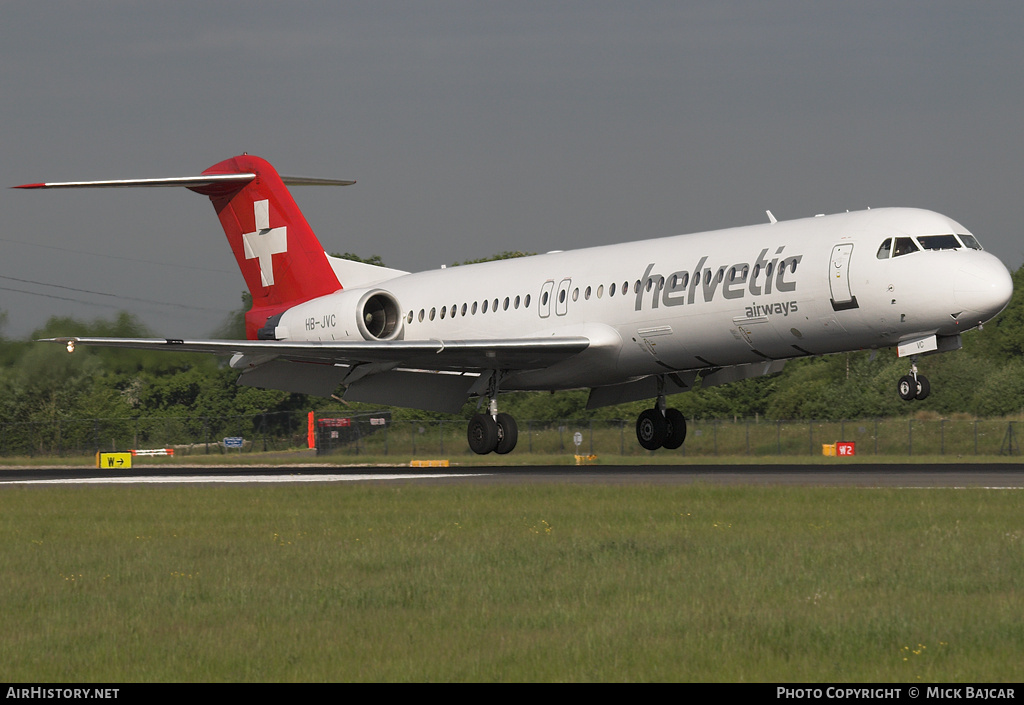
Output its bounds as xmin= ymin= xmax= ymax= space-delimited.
xmin=14 ymin=174 xmax=353 ymax=190
xmin=14 ymin=174 xmax=257 ymax=190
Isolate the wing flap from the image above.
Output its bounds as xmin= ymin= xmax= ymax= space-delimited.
xmin=42 ymin=336 xmax=591 ymax=372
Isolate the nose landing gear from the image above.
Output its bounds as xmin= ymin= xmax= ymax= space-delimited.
xmin=897 ymin=360 xmax=930 ymax=401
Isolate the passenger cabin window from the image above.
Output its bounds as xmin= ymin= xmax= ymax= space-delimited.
xmin=960 ymin=234 xmax=983 ymax=250
xmin=918 ymin=234 xmax=961 ymax=251
xmin=892 ymin=237 xmax=919 ymax=257
xmin=876 ymin=238 xmax=892 ymax=259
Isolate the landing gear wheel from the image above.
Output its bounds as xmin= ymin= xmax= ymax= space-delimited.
xmin=494 ymin=413 xmax=519 ymax=454
xmin=915 ymin=375 xmax=930 ymax=401
xmin=662 ymin=408 xmax=687 ymax=450
xmin=636 ymin=408 xmax=667 ymax=450
xmin=467 ymin=413 xmax=499 ymax=454
xmin=897 ymin=375 xmax=918 ymax=401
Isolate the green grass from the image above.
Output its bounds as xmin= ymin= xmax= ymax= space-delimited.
xmin=1 ymin=484 xmax=1022 ymax=681
xmin=1 ymin=450 xmax=1021 ymax=467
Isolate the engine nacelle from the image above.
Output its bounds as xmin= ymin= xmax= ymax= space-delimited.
xmin=355 ymin=289 xmax=404 ymax=341
xmin=270 ymin=288 xmax=405 ymax=342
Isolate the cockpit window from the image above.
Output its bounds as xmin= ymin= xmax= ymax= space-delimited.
xmin=876 ymin=238 xmax=892 ymax=259
xmin=918 ymin=234 xmax=961 ymax=251
xmin=959 ymin=233 xmax=983 ymax=250
xmin=892 ymin=237 xmax=919 ymax=257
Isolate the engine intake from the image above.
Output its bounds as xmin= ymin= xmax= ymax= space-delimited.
xmin=357 ymin=289 xmax=404 ymax=341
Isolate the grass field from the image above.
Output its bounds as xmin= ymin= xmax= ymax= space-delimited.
xmin=1 ymin=483 xmax=1022 ymax=682
xmin=1 ymin=450 xmax=1021 ymax=468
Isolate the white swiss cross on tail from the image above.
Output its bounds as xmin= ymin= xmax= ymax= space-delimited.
xmin=242 ymin=199 xmax=287 ymax=286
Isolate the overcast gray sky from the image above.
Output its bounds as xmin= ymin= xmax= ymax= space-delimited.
xmin=2 ymin=2 xmax=1022 ymax=338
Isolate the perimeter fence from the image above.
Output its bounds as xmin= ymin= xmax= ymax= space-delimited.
xmin=1 ymin=410 xmax=1021 ymax=458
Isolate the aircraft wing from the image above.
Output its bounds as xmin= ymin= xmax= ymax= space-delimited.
xmin=41 ymin=336 xmax=591 ymax=372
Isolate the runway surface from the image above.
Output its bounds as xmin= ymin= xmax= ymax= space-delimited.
xmin=3 ymin=464 xmax=1024 ymax=487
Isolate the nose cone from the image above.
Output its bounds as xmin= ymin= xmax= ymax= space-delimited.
xmin=954 ymin=253 xmax=1014 ymax=323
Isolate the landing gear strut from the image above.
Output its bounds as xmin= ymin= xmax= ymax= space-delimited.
xmin=635 ymin=379 xmax=687 ymax=450
xmin=467 ymin=371 xmax=519 ymax=455
xmin=897 ymin=360 xmax=930 ymax=401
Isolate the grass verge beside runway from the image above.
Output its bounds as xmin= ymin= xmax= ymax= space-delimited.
xmin=2 ymin=451 xmax=1024 ymax=468
xmin=1 ymin=483 xmax=1021 ymax=681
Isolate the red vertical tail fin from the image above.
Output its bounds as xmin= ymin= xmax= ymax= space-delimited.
xmin=191 ymin=155 xmax=347 ymax=338
xmin=15 ymin=154 xmax=357 ymax=340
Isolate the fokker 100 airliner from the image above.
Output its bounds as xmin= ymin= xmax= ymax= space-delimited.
xmin=16 ymin=154 xmax=1013 ymax=454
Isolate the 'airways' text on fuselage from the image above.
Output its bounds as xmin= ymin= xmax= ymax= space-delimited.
xmin=746 ymin=301 xmax=799 ymax=318
xmin=635 ymin=246 xmax=803 ymax=311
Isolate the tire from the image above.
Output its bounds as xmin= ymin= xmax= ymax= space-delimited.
xmin=636 ymin=408 xmax=667 ymax=450
xmin=897 ymin=375 xmax=917 ymax=401
xmin=915 ymin=375 xmax=931 ymax=401
xmin=494 ymin=413 xmax=519 ymax=454
xmin=467 ymin=413 xmax=499 ymax=454
xmin=662 ymin=408 xmax=687 ymax=450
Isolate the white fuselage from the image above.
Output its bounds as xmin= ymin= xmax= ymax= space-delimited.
xmin=275 ymin=207 xmax=1012 ymax=390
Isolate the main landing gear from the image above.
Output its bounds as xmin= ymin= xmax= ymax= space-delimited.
xmin=636 ymin=381 xmax=687 ymax=451
xmin=467 ymin=372 xmax=690 ymax=454
xmin=467 ymin=412 xmax=518 ymax=455
xmin=467 ymin=371 xmax=519 ymax=455
xmin=897 ymin=360 xmax=930 ymax=401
